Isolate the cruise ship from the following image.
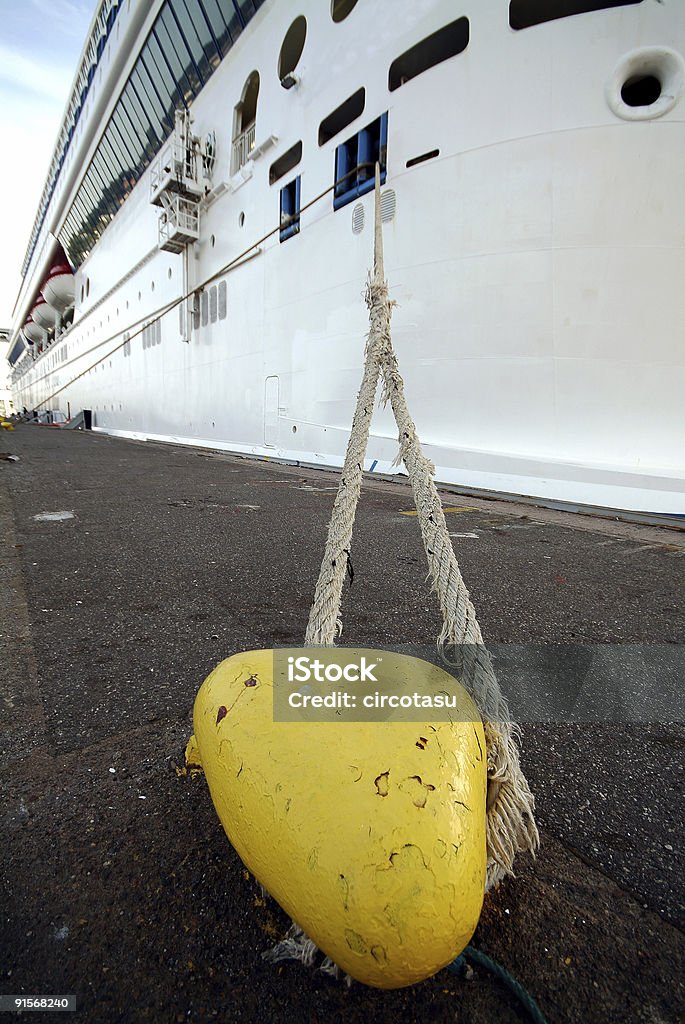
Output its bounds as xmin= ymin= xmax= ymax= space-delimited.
xmin=6 ymin=0 xmax=685 ymax=516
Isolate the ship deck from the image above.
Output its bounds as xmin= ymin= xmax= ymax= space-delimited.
xmin=1 ymin=425 xmax=683 ymax=1022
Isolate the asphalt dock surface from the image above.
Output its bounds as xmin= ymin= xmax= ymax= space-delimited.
xmin=1 ymin=425 xmax=683 ymax=1023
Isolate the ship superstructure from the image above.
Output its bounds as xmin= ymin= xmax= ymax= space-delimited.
xmin=7 ymin=0 xmax=685 ymax=515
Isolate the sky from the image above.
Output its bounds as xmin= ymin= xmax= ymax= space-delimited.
xmin=0 ymin=0 xmax=99 ymax=331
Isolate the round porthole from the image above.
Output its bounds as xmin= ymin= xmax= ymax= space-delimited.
xmin=606 ymin=47 xmax=684 ymax=121
xmin=239 ymin=211 xmax=245 ymax=227
xmin=278 ymin=16 xmax=306 ymax=86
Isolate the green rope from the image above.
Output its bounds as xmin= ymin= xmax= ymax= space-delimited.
xmin=448 ymin=945 xmax=549 ymax=1024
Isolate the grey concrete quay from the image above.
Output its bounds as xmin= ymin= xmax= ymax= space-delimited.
xmin=1 ymin=425 xmax=683 ymax=1023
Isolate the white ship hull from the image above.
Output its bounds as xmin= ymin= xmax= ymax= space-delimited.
xmin=8 ymin=0 xmax=685 ymax=515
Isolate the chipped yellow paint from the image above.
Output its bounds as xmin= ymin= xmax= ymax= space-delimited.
xmin=399 ymin=506 xmax=477 ymax=516
xmin=176 ymin=735 xmax=203 ymax=777
xmin=191 ymin=650 xmax=487 ymax=988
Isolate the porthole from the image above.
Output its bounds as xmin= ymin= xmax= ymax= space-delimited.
xmin=211 ymin=234 xmax=216 ymax=247
xmin=138 ymin=291 xmax=141 ymax=300
xmin=86 ymin=278 xmax=90 ymax=297
xmin=167 ymin=267 xmax=172 ymax=279
xmin=239 ymin=211 xmax=245 ymax=227
xmin=621 ymin=75 xmax=661 ymax=107
xmin=331 ymin=0 xmax=359 ymax=23
xmin=151 ymin=281 xmax=155 ymax=291
xmin=279 ymin=16 xmax=306 ymax=85
xmin=607 ymin=47 xmax=685 ymax=121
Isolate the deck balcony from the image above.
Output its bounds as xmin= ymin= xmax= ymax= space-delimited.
xmin=231 ymin=122 xmax=256 ymax=175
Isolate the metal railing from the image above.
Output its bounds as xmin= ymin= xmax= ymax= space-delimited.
xmin=158 ymin=195 xmax=200 ymax=250
xmin=150 ymin=140 xmax=199 ymax=200
xmin=231 ymin=122 xmax=256 ymax=174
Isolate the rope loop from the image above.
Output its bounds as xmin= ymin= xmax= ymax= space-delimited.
xmin=305 ymin=166 xmax=538 ymax=882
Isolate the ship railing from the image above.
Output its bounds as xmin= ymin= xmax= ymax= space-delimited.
xmin=150 ymin=140 xmax=201 ymax=205
xmin=158 ymin=195 xmax=200 ymax=251
xmin=231 ymin=122 xmax=256 ymax=174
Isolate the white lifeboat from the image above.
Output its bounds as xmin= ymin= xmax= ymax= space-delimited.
xmin=23 ymin=318 xmax=45 ymax=345
xmin=31 ymin=298 xmax=56 ymax=331
xmin=41 ymin=259 xmax=75 ymax=314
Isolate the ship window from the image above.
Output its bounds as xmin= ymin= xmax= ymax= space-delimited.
xmin=192 ymin=293 xmax=201 ymax=330
xmin=334 ymin=112 xmax=387 ymax=211
xmin=280 ymin=176 xmax=301 ymax=242
xmin=141 ymin=39 xmax=180 ymax=117
xmin=389 ymin=18 xmax=469 ymax=91
xmin=53 ymin=0 xmax=268 ymax=273
xmin=101 ymin=125 xmax=130 ymax=176
xmin=269 ymin=141 xmax=302 ymax=184
xmin=232 ymin=70 xmax=260 ymax=173
xmin=319 ymin=88 xmax=365 ymax=146
xmin=201 ymin=289 xmax=209 ymax=326
xmin=111 ymin=109 xmax=142 ymax=169
xmin=156 ymin=8 xmax=200 ymax=99
xmin=123 ymin=81 xmax=161 ymax=158
xmin=406 ymin=148 xmax=440 ymax=168
xmin=210 ymin=285 xmax=218 ymax=323
xmin=278 ymin=16 xmax=307 ymax=84
xmin=509 ymin=0 xmax=642 ymax=31
xmin=331 ymin=0 xmax=359 ymax=22
xmin=169 ymin=0 xmax=219 ymax=77
xmin=113 ymin=105 xmax=146 ymax=172
xmin=218 ymin=281 xmax=227 ymax=320
xmin=197 ymin=0 xmax=242 ymax=57
xmin=130 ymin=64 xmax=170 ymax=136
xmin=166 ymin=0 xmax=212 ymax=84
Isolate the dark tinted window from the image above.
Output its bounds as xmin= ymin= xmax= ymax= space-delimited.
xmin=509 ymin=0 xmax=642 ymax=30
xmin=269 ymin=141 xmax=302 ymax=184
xmin=319 ymin=88 xmax=365 ymax=146
xmin=389 ymin=18 xmax=469 ymax=91
xmin=60 ymin=0 xmax=265 ymax=267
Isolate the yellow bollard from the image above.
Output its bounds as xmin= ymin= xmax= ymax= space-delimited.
xmin=190 ymin=649 xmax=487 ymax=988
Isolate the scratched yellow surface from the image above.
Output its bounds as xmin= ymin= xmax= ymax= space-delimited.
xmin=190 ymin=649 xmax=486 ymax=988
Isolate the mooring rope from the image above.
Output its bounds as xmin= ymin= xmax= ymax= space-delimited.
xmin=304 ymin=183 xmax=390 ymax=647
xmin=305 ymin=166 xmax=538 ymax=885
